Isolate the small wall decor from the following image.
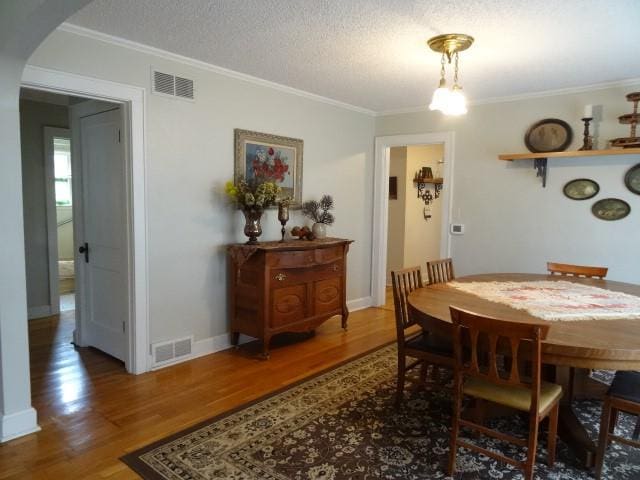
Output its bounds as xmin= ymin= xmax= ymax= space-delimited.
xmin=524 ymin=118 xmax=573 ymax=153
xmin=611 ymin=92 xmax=640 ymax=148
xmin=625 ymin=163 xmax=640 ymax=195
xmin=234 ymin=129 xmax=303 ymax=207
xmin=413 ymin=167 xmax=443 ymax=207
xmin=563 ymin=178 xmax=599 ymax=200
xmin=389 ymin=177 xmax=398 ymax=200
xmin=591 ymin=198 xmax=631 ymax=221
xmin=301 ymin=195 xmax=335 ymax=239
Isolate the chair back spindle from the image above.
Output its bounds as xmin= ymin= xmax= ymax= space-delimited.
xmin=391 ymin=267 xmax=423 ymax=340
xmin=426 ymin=258 xmax=455 ymax=285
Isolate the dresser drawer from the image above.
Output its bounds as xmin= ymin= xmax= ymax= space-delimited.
xmin=267 ymin=250 xmax=316 ymax=268
xmin=270 ymin=260 xmax=343 ymax=287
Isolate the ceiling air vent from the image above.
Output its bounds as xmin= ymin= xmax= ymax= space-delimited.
xmin=152 ymin=69 xmax=195 ymax=101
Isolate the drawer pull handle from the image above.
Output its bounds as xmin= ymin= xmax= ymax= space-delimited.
xmin=332 ymin=264 xmax=339 ymax=272
xmin=275 ymin=273 xmax=287 ymax=281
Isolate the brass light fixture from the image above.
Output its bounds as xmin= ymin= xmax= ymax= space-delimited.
xmin=427 ymin=33 xmax=474 ymax=116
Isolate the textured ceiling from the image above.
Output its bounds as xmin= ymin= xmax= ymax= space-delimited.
xmin=67 ymin=0 xmax=640 ymax=113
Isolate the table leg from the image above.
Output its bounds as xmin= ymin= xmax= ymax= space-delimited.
xmin=554 ymin=366 xmax=609 ymax=468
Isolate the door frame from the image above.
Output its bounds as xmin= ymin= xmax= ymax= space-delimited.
xmin=22 ymin=65 xmax=149 ymax=374
xmin=43 ymin=126 xmax=72 ymax=317
xmin=371 ymin=132 xmax=455 ymax=306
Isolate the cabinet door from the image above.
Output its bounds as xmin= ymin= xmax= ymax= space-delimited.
xmin=314 ymin=277 xmax=342 ymax=316
xmin=271 ymin=284 xmax=307 ymax=328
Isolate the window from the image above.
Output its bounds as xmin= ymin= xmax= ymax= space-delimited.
xmin=53 ymin=137 xmax=72 ymax=206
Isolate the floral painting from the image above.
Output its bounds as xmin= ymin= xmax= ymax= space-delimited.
xmin=234 ymin=129 xmax=303 ymax=207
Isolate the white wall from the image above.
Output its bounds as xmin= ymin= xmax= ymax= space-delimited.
xmin=376 ymin=85 xmax=640 ymax=283
xmin=386 ymin=147 xmax=406 ymax=283
xmin=26 ymin=28 xmax=376 ymax=345
xmin=404 ymin=145 xmax=443 ymax=270
xmin=19 ymin=99 xmax=69 ymax=309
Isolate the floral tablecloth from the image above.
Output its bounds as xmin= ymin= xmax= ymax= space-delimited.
xmin=449 ymin=280 xmax=640 ymax=321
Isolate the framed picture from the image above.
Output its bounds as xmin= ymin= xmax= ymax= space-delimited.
xmin=591 ymin=198 xmax=631 ymax=221
xmin=234 ymin=129 xmax=303 ymax=207
xmin=524 ymin=118 xmax=573 ymax=153
xmin=389 ymin=176 xmax=398 ymax=200
xmin=624 ymin=163 xmax=640 ymax=195
xmin=563 ymin=178 xmax=599 ymax=200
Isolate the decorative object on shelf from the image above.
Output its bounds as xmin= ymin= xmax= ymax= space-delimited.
xmin=611 ymin=92 xmax=640 ymax=148
xmin=591 ymin=198 xmax=631 ymax=221
xmin=225 ymin=178 xmax=281 ymax=245
xmin=563 ymin=178 xmax=600 ymax=200
xmin=290 ymin=226 xmax=315 ymax=241
xmin=389 ymin=176 xmax=398 ymax=200
xmin=413 ymin=168 xmax=443 ymax=206
xmin=579 ymin=105 xmax=594 ymax=151
xmin=423 ymin=205 xmax=431 ymax=221
xmin=234 ymin=129 xmax=303 ymax=207
xmin=625 ymin=163 xmax=640 ymax=195
xmin=301 ymin=195 xmax=334 ymax=239
xmin=426 ymin=33 xmax=474 ymax=116
xmin=277 ymin=197 xmax=291 ymax=242
xmin=498 ymin=148 xmax=640 ymax=188
xmin=525 ymin=118 xmax=573 ymax=153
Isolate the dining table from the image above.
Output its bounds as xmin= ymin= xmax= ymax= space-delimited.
xmin=407 ymin=272 xmax=640 ymax=468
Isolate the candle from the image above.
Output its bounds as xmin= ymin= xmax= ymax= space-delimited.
xmin=583 ymin=104 xmax=593 ymax=119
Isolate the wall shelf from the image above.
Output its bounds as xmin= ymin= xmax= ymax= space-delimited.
xmin=498 ymin=148 xmax=640 ymax=187
xmin=413 ymin=177 xmax=443 ymax=185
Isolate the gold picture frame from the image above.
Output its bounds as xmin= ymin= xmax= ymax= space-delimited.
xmin=234 ymin=129 xmax=303 ymax=208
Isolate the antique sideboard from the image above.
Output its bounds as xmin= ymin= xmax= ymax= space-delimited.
xmin=227 ymin=238 xmax=353 ymax=358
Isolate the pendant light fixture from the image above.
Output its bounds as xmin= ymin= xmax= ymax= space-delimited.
xmin=427 ymin=33 xmax=474 ymax=116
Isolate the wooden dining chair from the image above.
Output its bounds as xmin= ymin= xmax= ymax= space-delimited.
xmin=426 ymin=258 xmax=455 ymax=285
xmin=448 ymin=307 xmax=562 ymax=480
xmin=547 ymin=261 xmax=608 ymax=400
xmin=391 ymin=267 xmax=454 ymax=406
xmin=595 ymin=370 xmax=640 ymax=479
xmin=547 ymin=262 xmax=608 ymax=279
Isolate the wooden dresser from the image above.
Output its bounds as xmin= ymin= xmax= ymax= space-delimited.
xmin=228 ymin=238 xmax=353 ymax=358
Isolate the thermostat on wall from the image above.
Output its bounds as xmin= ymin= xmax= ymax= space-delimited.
xmin=450 ymin=223 xmax=465 ymax=235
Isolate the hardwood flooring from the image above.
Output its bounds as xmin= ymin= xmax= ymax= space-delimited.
xmin=0 ymin=304 xmax=397 ymax=479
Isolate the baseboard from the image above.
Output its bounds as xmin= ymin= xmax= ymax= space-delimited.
xmin=347 ymin=296 xmax=373 ymax=312
xmin=149 ymin=298 xmax=374 ymax=370
xmin=28 ymin=305 xmax=52 ymax=320
xmin=0 ymin=408 xmax=40 ymax=443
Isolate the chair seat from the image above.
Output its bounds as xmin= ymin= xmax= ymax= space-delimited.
xmin=608 ymin=371 xmax=640 ymax=403
xmin=405 ymin=333 xmax=453 ymax=357
xmin=464 ymin=377 xmax=563 ymax=413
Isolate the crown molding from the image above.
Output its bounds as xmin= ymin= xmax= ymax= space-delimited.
xmin=376 ymin=77 xmax=640 ymax=117
xmin=57 ymin=23 xmax=376 ymax=117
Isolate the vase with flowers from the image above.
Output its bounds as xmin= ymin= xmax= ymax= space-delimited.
xmin=301 ymin=195 xmax=335 ymax=239
xmin=225 ymin=177 xmax=281 ymax=244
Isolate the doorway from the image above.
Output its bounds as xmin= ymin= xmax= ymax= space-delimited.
xmin=21 ymin=66 xmax=148 ymax=374
xmin=372 ymin=132 xmax=455 ymax=306
xmin=21 ymin=88 xmax=129 ymax=365
xmin=386 ymin=144 xmax=446 ymax=287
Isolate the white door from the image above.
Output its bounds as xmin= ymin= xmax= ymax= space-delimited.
xmin=77 ymin=107 xmax=129 ymax=361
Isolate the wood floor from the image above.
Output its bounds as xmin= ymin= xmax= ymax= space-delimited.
xmin=0 ymin=304 xmax=397 ymax=479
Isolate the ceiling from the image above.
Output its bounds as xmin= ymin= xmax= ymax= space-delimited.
xmin=67 ymin=0 xmax=640 ymax=113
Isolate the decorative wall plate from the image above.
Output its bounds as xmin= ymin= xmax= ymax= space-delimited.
xmin=591 ymin=198 xmax=631 ymax=221
xmin=563 ymin=178 xmax=599 ymax=200
xmin=624 ymin=163 xmax=640 ymax=195
xmin=524 ymin=118 xmax=573 ymax=153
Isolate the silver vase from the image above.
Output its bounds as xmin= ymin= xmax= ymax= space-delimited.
xmin=243 ymin=208 xmax=263 ymax=245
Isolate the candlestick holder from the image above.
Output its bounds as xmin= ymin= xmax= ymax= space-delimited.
xmin=277 ymin=203 xmax=289 ymax=242
xmin=578 ymin=117 xmax=593 ymax=151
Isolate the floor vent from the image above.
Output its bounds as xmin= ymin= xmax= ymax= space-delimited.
xmin=151 ymin=336 xmax=194 ymax=368
xmin=152 ymin=69 xmax=195 ymax=101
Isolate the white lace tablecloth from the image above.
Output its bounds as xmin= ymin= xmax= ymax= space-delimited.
xmin=449 ymin=280 xmax=640 ymax=322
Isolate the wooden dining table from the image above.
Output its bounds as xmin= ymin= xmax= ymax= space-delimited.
xmin=407 ymin=273 xmax=640 ymax=468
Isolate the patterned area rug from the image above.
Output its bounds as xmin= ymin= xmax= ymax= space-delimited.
xmin=122 ymin=345 xmax=640 ymax=479
xmin=449 ymin=280 xmax=640 ymax=321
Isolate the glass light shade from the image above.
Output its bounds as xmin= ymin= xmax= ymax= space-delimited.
xmin=429 ymin=86 xmax=450 ymax=112
xmin=442 ymin=86 xmax=467 ymax=116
